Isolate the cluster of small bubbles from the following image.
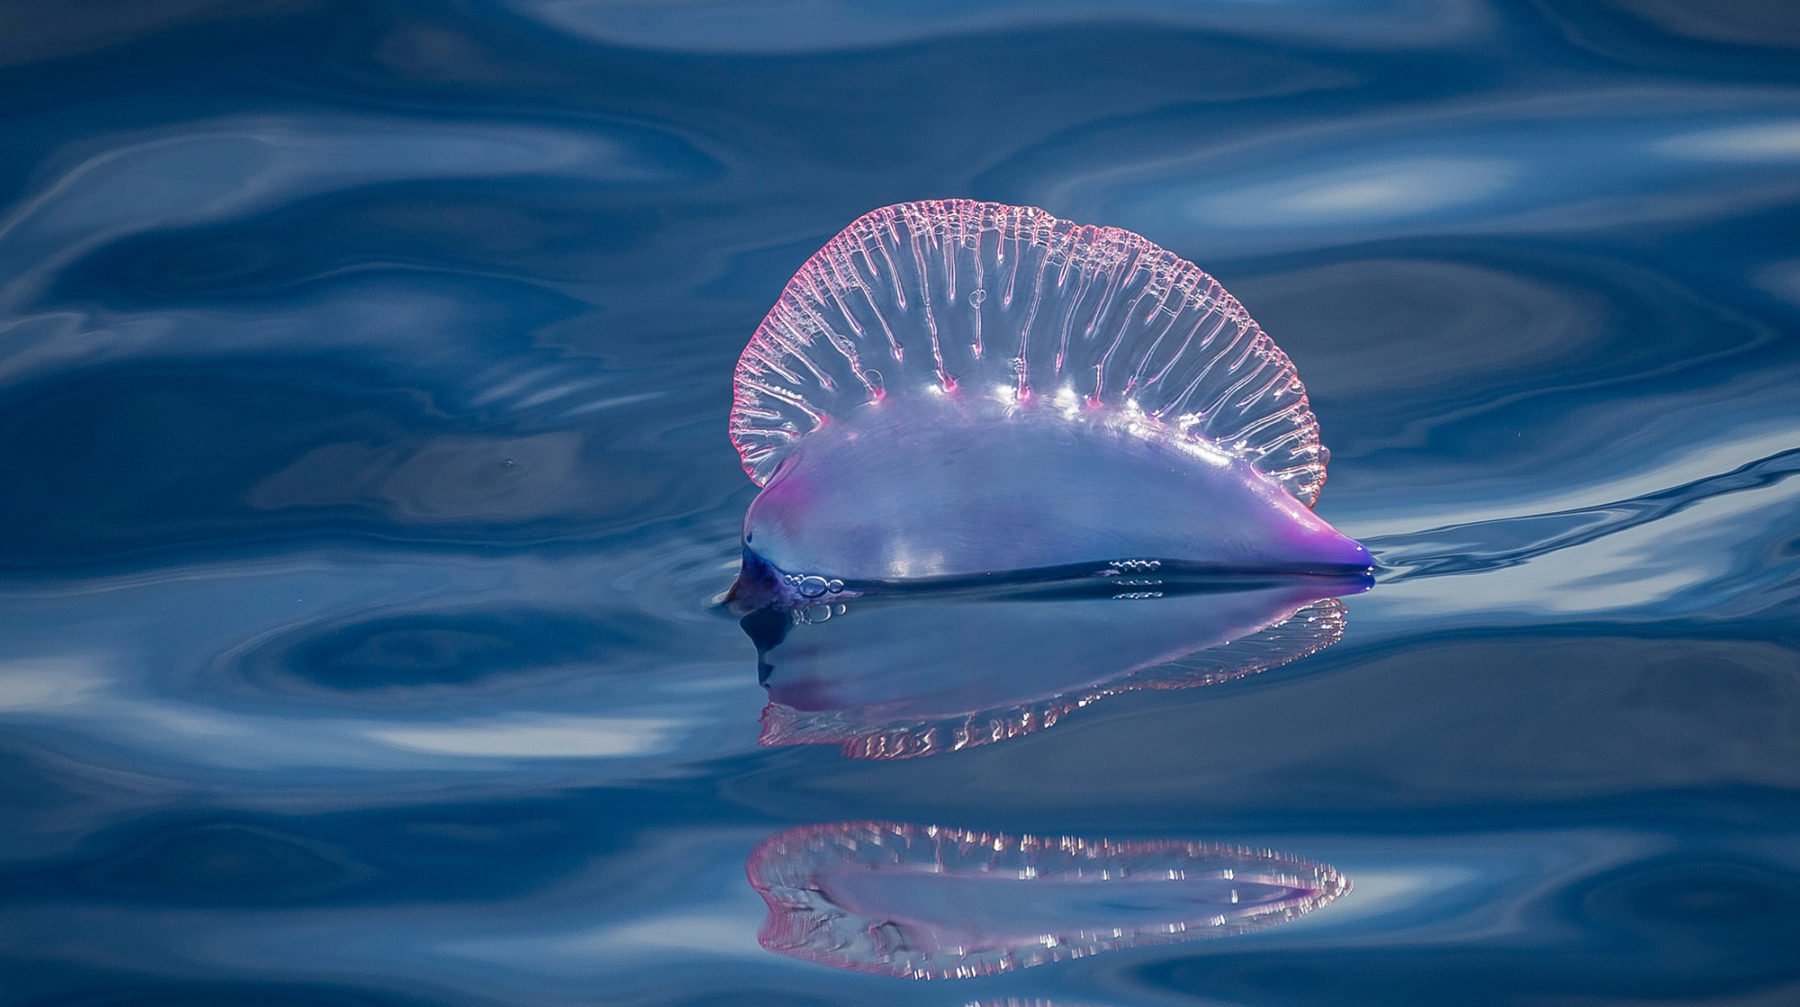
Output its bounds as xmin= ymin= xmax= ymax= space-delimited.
xmin=791 ymin=603 xmax=848 ymax=625
xmin=1113 ymin=591 xmax=1166 ymax=600
xmin=1109 ymin=559 xmax=1162 ymax=572
xmin=785 ymin=574 xmax=846 ymax=599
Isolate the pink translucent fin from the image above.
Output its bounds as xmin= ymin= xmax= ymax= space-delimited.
xmin=730 ymin=199 xmax=1328 ymax=506
xmin=747 ymin=821 xmax=1348 ymax=979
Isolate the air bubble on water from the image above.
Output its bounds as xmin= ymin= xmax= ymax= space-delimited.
xmin=970 ymin=287 xmax=987 ymax=306
xmin=798 ymin=575 xmax=830 ymax=598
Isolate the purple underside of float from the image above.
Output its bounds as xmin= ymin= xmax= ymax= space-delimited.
xmin=742 ymin=396 xmax=1370 ymax=585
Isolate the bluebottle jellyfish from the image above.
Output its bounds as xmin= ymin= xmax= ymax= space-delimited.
xmin=729 ymin=199 xmax=1369 ymax=603
xmin=747 ymin=821 xmax=1348 ymax=979
xmin=748 ymin=576 xmax=1365 ymax=759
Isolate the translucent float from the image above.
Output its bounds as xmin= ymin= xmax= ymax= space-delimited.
xmin=728 ymin=199 xmax=1370 ymax=603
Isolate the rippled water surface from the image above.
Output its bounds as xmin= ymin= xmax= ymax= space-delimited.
xmin=4 ymin=2 xmax=1799 ymax=1004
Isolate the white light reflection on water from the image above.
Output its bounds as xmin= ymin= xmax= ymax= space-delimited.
xmin=366 ymin=715 xmax=688 ymax=759
xmin=1656 ymin=120 xmax=1800 ymax=161
xmin=1197 ymin=157 xmax=1514 ymax=225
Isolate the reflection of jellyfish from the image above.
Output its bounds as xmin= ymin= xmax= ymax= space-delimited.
xmin=745 ymin=573 xmax=1366 ymax=758
xmin=748 ymin=822 xmax=1348 ymax=980
xmin=727 ymin=200 xmax=1369 ymax=608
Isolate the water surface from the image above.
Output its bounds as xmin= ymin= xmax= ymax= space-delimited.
xmin=2 ymin=1 xmax=1798 ymax=1004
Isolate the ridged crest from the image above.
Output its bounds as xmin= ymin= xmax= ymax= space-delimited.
xmin=730 ymin=199 xmax=1328 ymax=506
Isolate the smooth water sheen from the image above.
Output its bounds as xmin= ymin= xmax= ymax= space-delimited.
xmin=3 ymin=2 xmax=1799 ymax=1005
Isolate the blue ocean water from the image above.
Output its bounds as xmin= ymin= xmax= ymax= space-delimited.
xmin=2 ymin=1 xmax=1799 ymax=1003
